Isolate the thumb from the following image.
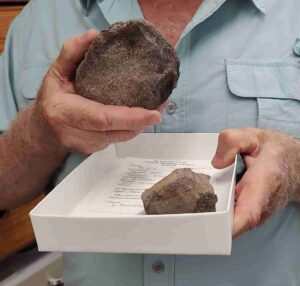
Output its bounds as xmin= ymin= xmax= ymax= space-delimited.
xmin=52 ymin=29 xmax=98 ymax=80
xmin=212 ymin=128 xmax=260 ymax=169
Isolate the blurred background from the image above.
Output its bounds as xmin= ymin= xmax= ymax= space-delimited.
xmin=0 ymin=1 xmax=63 ymax=285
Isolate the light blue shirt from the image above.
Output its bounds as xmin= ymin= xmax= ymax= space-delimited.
xmin=1 ymin=0 xmax=300 ymax=285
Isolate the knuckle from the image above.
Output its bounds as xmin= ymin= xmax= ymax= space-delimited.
xmin=271 ymin=165 xmax=283 ymax=180
xmin=219 ymin=129 xmax=236 ymax=145
xmin=41 ymin=101 xmax=62 ymax=129
xmin=219 ymin=129 xmax=250 ymax=156
xmin=42 ymin=105 xmax=57 ymax=125
xmin=266 ymin=165 xmax=284 ymax=191
xmin=96 ymin=118 xmax=108 ymax=131
xmin=99 ymin=111 xmax=113 ymax=131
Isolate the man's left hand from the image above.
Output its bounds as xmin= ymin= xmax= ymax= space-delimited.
xmin=212 ymin=128 xmax=300 ymax=238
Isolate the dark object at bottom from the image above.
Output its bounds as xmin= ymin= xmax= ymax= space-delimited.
xmin=141 ymin=168 xmax=218 ymax=214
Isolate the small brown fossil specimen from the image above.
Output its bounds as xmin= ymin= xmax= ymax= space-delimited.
xmin=141 ymin=168 xmax=218 ymax=214
xmin=75 ymin=20 xmax=180 ymax=109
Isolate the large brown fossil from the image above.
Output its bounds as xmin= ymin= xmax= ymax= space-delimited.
xmin=141 ymin=168 xmax=218 ymax=214
xmin=75 ymin=20 xmax=180 ymax=109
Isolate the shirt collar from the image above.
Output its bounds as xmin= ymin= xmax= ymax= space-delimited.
xmin=177 ymin=0 xmax=266 ymax=43
xmin=80 ymin=0 xmax=267 ymax=17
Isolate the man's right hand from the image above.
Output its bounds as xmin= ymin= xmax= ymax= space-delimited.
xmin=0 ymin=30 xmax=162 ymax=209
xmin=33 ymin=30 xmax=161 ymax=155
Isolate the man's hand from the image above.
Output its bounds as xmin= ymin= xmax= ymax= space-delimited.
xmin=33 ymin=29 xmax=161 ymax=155
xmin=0 ymin=30 xmax=163 ymax=209
xmin=211 ymin=128 xmax=300 ymax=238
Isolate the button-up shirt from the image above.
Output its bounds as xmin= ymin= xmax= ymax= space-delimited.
xmin=1 ymin=0 xmax=300 ymax=285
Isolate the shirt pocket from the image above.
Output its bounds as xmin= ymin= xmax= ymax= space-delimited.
xmin=226 ymin=59 xmax=300 ymax=138
xmin=19 ymin=64 xmax=50 ymax=103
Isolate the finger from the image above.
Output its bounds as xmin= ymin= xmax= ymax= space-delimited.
xmin=57 ymin=126 xmax=142 ymax=154
xmin=102 ymin=105 xmax=161 ymax=131
xmin=235 ymin=180 xmax=245 ymax=200
xmin=212 ymin=128 xmax=261 ymax=169
xmin=50 ymin=93 xmax=161 ymax=131
xmin=53 ymin=29 xmax=98 ymax=80
xmin=233 ymin=167 xmax=271 ymax=238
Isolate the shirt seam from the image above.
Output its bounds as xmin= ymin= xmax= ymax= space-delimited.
xmin=227 ymin=60 xmax=300 ymax=68
xmin=259 ymin=117 xmax=300 ymax=124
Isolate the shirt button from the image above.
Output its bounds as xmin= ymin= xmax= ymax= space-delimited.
xmin=48 ymin=278 xmax=64 ymax=286
xmin=294 ymin=39 xmax=300 ymax=56
xmin=152 ymin=261 xmax=165 ymax=273
xmin=166 ymin=101 xmax=177 ymax=115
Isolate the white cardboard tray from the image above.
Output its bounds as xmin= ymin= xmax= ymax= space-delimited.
xmin=30 ymin=133 xmax=236 ymax=255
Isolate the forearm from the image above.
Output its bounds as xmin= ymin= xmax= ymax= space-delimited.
xmin=0 ymin=103 xmax=67 ymax=209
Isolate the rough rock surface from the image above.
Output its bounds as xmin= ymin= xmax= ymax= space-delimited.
xmin=75 ymin=20 xmax=180 ymax=109
xmin=141 ymin=168 xmax=218 ymax=214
